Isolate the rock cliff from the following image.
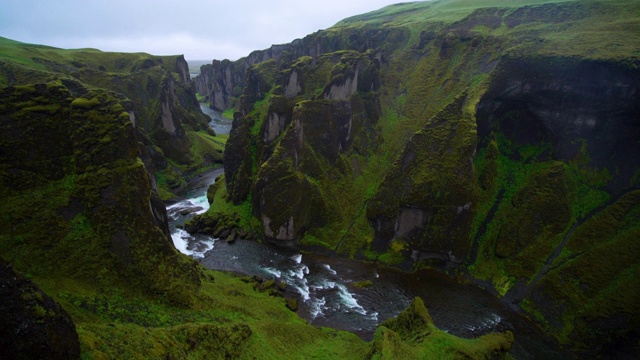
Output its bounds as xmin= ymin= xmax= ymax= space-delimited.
xmin=0 ymin=40 xmax=223 ymax=199
xmin=0 ymin=79 xmax=201 ymax=304
xmin=195 ymin=0 xmax=640 ymax=356
xmin=0 ymin=38 xmax=230 ymax=356
xmin=0 ymin=37 xmax=231 ymax=303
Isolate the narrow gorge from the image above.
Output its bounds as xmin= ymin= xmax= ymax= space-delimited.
xmin=191 ymin=0 xmax=640 ymax=357
xmin=0 ymin=0 xmax=638 ymax=359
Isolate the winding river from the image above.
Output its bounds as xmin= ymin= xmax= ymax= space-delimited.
xmin=166 ymin=106 xmax=567 ymax=359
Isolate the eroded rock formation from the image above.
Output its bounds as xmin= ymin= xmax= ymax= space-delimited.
xmin=193 ymin=0 xmax=640 ymax=356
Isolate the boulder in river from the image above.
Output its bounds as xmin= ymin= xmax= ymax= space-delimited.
xmin=180 ymin=207 xmax=203 ymax=216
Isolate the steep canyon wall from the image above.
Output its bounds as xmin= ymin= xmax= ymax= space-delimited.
xmin=194 ymin=0 xmax=640 ymax=355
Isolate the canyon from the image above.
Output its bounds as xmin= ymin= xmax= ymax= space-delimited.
xmin=0 ymin=0 xmax=639 ymax=358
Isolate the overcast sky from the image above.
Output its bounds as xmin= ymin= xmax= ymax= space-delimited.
xmin=0 ymin=0 xmax=414 ymax=61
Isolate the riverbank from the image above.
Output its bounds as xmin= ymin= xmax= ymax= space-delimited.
xmin=167 ymin=172 xmax=567 ymax=359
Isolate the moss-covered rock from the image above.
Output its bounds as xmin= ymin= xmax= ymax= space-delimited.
xmin=0 ymin=41 xmax=222 ymax=200
xmin=209 ymin=50 xmax=381 ymax=244
xmin=0 ymin=258 xmax=80 ymax=360
xmin=367 ymin=94 xmax=478 ymax=269
xmin=367 ymin=297 xmax=514 ymax=359
xmin=468 ymin=54 xmax=640 ymax=354
xmin=525 ymin=190 xmax=640 ymax=355
xmin=0 ymin=81 xmax=201 ymax=305
xmin=223 ymin=115 xmax=254 ymax=205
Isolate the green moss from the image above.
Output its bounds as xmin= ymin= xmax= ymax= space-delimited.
xmin=222 ymin=108 xmax=234 ymax=119
xmin=300 ymin=233 xmax=333 ymax=249
xmin=469 ymin=131 xmax=574 ymax=284
xmin=35 ymin=269 xmax=371 ymax=359
xmin=565 ymin=161 xmax=612 ymax=220
xmin=378 ymin=251 xmax=405 ymax=266
xmin=70 ymin=97 xmax=101 ymax=109
xmin=201 ymin=180 xmax=260 ymax=233
xmin=525 ymin=191 xmax=640 ymax=348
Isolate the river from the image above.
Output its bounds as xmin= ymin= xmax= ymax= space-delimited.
xmin=166 ymin=107 xmax=567 ymax=359
xmin=200 ymin=104 xmax=231 ymax=135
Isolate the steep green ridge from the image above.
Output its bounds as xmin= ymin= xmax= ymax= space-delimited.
xmin=0 ymin=36 xmax=224 ymax=199
xmin=0 ymin=36 xmax=515 ymax=358
xmin=194 ymin=0 xmax=640 ymax=356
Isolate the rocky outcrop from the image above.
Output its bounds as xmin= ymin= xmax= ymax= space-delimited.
xmin=476 ymin=56 xmax=640 ymax=192
xmin=0 ymin=258 xmax=80 ymax=360
xmin=194 ymin=59 xmax=244 ymax=112
xmin=367 ymin=95 xmax=478 ymax=268
xmin=0 ymin=44 xmax=220 ymax=199
xmin=367 ymin=297 xmax=514 ymax=359
xmin=469 ymin=55 xmax=640 ymax=354
xmin=0 ymin=80 xmax=201 ymax=304
xmin=210 ymin=50 xmax=381 ymax=244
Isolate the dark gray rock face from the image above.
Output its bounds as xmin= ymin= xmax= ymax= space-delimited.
xmin=193 ymin=28 xmax=404 ymax=112
xmin=0 ymin=258 xmax=80 ymax=360
xmin=476 ymin=57 xmax=640 ymax=192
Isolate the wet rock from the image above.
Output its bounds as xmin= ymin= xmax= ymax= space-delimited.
xmin=226 ymin=230 xmax=237 ymax=243
xmin=285 ymin=297 xmax=298 ymax=312
xmin=354 ymin=280 xmax=373 ymax=288
xmin=219 ymin=229 xmax=231 ymax=239
xmin=278 ymin=281 xmax=287 ymax=291
xmin=258 ymin=280 xmax=276 ymax=291
xmin=179 ymin=207 xmax=203 ymax=216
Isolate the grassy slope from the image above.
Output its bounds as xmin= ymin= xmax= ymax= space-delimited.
xmin=35 ymin=267 xmax=514 ymax=359
xmin=34 ymin=270 xmax=369 ymax=359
